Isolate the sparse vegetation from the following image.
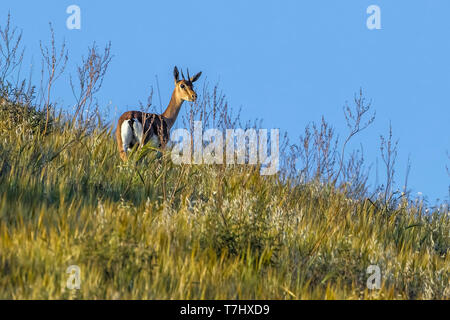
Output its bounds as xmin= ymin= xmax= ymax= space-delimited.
xmin=0 ymin=15 xmax=448 ymax=300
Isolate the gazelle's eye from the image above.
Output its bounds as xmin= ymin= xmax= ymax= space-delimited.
xmin=180 ymin=84 xmax=185 ymax=89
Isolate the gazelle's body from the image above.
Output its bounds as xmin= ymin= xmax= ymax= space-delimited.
xmin=116 ymin=66 xmax=201 ymax=161
xmin=116 ymin=111 xmax=169 ymax=161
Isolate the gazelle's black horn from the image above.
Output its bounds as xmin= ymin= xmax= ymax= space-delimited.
xmin=187 ymin=68 xmax=191 ymax=81
xmin=180 ymin=68 xmax=185 ymax=80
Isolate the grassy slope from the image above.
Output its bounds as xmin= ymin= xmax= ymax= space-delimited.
xmin=0 ymin=106 xmax=448 ymax=300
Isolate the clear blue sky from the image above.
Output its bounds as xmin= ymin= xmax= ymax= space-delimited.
xmin=2 ymin=0 xmax=449 ymax=202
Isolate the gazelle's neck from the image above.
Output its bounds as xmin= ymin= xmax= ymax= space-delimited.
xmin=162 ymin=90 xmax=184 ymax=129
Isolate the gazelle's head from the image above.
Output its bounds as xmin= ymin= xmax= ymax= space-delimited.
xmin=173 ymin=66 xmax=202 ymax=102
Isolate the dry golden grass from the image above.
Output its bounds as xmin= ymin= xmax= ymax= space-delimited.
xmin=0 ymin=104 xmax=448 ymax=299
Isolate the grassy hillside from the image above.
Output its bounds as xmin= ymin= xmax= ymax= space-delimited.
xmin=0 ymin=96 xmax=448 ymax=299
xmin=0 ymin=14 xmax=448 ymax=299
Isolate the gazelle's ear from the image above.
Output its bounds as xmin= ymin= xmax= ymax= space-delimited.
xmin=173 ymin=66 xmax=179 ymax=84
xmin=190 ymin=71 xmax=202 ymax=83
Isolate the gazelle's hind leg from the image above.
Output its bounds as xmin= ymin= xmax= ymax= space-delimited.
xmin=132 ymin=120 xmax=144 ymax=145
xmin=121 ymin=120 xmax=135 ymax=160
xmin=119 ymin=150 xmax=128 ymax=162
xmin=120 ymin=119 xmax=145 ymax=161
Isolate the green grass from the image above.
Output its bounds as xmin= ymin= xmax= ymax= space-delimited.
xmin=0 ymin=100 xmax=448 ymax=300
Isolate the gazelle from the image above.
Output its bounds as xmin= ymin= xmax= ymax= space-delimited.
xmin=116 ymin=66 xmax=202 ymax=161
